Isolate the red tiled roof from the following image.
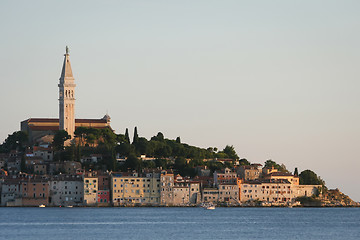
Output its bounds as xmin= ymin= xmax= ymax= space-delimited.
xmin=269 ymin=172 xmax=295 ymax=177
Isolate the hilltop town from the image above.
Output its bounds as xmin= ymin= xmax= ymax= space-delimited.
xmin=0 ymin=48 xmax=357 ymax=207
xmin=1 ymin=128 xmax=357 ymax=207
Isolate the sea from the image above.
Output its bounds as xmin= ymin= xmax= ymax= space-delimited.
xmin=0 ymin=207 xmax=359 ymax=240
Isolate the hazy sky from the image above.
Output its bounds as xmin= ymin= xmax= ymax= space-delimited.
xmin=1 ymin=1 xmax=359 ymax=201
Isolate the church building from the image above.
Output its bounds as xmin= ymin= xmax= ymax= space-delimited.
xmin=21 ymin=47 xmax=111 ymax=144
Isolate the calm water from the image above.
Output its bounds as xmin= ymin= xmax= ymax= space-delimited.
xmin=0 ymin=207 xmax=359 ymax=240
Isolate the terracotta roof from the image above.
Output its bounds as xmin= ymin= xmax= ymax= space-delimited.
xmin=269 ymin=172 xmax=295 ymax=177
xmin=29 ymin=126 xmax=59 ymax=131
xmin=76 ymin=119 xmax=107 ymax=123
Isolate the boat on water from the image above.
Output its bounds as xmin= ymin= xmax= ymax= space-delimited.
xmin=206 ymin=205 xmax=216 ymax=210
xmin=39 ymin=204 xmax=46 ymax=208
xmin=66 ymin=206 xmax=73 ymax=208
xmin=201 ymin=202 xmax=216 ymax=210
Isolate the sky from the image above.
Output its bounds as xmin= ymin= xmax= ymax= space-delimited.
xmin=0 ymin=0 xmax=359 ymax=201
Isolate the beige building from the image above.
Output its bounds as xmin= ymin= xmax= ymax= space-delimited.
xmin=240 ymin=179 xmax=320 ymax=205
xmin=111 ymin=173 xmax=160 ymax=206
xmin=263 ymin=172 xmax=300 ymax=185
xmin=84 ymin=174 xmax=98 ymax=205
xmin=236 ymin=164 xmax=262 ymax=181
xmin=172 ymin=176 xmax=201 ymax=206
xmin=202 ymin=188 xmax=219 ymax=203
xmin=218 ymin=183 xmax=240 ymax=204
xmin=160 ymin=171 xmax=174 ymax=206
xmin=214 ymin=168 xmax=237 ymax=187
xmin=262 ymin=166 xmax=279 ymax=175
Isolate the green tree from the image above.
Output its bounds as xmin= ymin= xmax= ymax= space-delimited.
xmin=125 ymin=128 xmax=130 ymax=143
xmin=151 ymin=132 xmax=164 ymax=142
xmin=52 ymin=130 xmax=71 ymax=151
xmin=238 ymin=158 xmax=250 ymax=166
xmin=222 ymin=145 xmax=239 ymax=160
xmin=264 ymin=159 xmax=288 ymax=172
xmin=133 ymin=127 xmax=139 ymax=144
xmin=136 ymin=137 xmax=148 ymax=155
xmin=294 ymin=167 xmax=299 ymax=176
xmin=0 ymin=131 xmax=28 ymax=153
xmin=299 ymin=170 xmax=325 ymax=186
xmin=155 ymin=158 xmax=167 ymax=169
xmin=125 ymin=153 xmax=142 ymax=171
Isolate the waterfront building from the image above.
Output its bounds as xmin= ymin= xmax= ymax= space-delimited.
xmin=1 ymin=179 xmax=21 ymax=206
xmin=97 ymin=190 xmax=110 ymax=204
xmin=241 ymin=179 xmax=293 ymax=204
xmin=20 ymin=178 xmax=49 ymax=206
xmin=218 ymin=183 xmax=240 ymax=204
xmin=160 ymin=171 xmax=174 ymax=206
xmin=173 ymin=175 xmax=201 ymax=205
xmin=202 ymin=188 xmax=219 ymax=203
xmin=111 ymin=172 xmax=160 ymax=206
xmin=84 ymin=172 xmax=98 ymax=205
xmin=239 ymin=179 xmax=320 ymax=205
xmin=49 ymin=175 xmax=83 ymax=206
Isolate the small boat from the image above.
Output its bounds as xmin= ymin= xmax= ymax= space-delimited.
xmin=39 ymin=204 xmax=46 ymax=208
xmin=201 ymin=202 xmax=215 ymax=210
xmin=66 ymin=205 xmax=73 ymax=208
xmin=206 ymin=205 xmax=216 ymax=210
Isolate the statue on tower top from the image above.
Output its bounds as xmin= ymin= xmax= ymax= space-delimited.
xmin=66 ymin=46 xmax=70 ymax=54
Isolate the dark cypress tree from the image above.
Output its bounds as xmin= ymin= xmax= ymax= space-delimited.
xmin=133 ymin=127 xmax=139 ymax=144
xmin=125 ymin=128 xmax=130 ymax=143
xmin=176 ymin=136 xmax=181 ymax=143
xmin=294 ymin=167 xmax=299 ymax=176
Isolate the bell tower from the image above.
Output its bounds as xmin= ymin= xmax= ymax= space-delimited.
xmin=58 ymin=46 xmax=76 ymax=137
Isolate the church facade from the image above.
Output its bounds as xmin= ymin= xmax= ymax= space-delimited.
xmin=21 ymin=47 xmax=111 ymax=144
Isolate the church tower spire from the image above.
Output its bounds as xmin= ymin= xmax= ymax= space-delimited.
xmin=58 ymin=46 xmax=76 ymax=138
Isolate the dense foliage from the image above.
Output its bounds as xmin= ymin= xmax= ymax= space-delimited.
xmin=299 ymin=169 xmax=325 ymax=186
xmin=0 ymin=131 xmax=28 ymax=153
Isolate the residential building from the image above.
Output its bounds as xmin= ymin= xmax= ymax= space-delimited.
xmin=63 ymin=161 xmax=82 ymax=175
xmin=202 ymin=188 xmax=219 ymax=203
xmin=111 ymin=172 xmax=160 ymax=206
xmin=236 ymin=164 xmax=262 ymax=181
xmin=1 ymin=179 xmax=21 ymax=206
xmin=20 ymin=178 xmax=49 ymax=206
xmin=214 ymin=168 xmax=237 ymax=187
xmin=263 ymin=172 xmax=300 ymax=185
xmin=97 ymin=190 xmax=110 ymax=204
xmin=218 ymin=183 xmax=240 ymax=204
xmin=49 ymin=175 xmax=83 ymax=206
xmin=160 ymin=171 xmax=174 ymax=206
xmin=33 ymin=146 xmax=54 ymax=161
xmin=84 ymin=172 xmax=98 ymax=205
xmin=34 ymin=164 xmax=47 ymax=175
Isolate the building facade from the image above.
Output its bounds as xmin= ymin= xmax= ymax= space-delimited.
xmin=49 ymin=175 xmax=83 ymax=206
